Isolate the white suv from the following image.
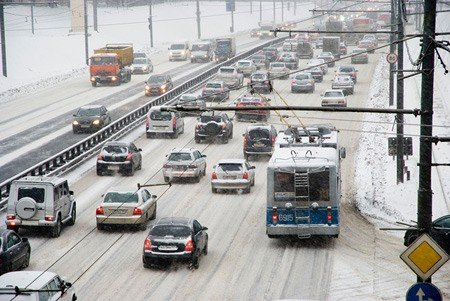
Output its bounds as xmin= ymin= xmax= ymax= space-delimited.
xmin=5 ymin=176 xmax=76 ymax=238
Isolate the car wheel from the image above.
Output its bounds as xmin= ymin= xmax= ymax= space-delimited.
xmin=164 ymin=176 xmax=170 ymax=183
xmin=67 ymin=204 xmax=76 ymax=226
xmin=172 ymin=130 xmax=179 ymax=139
xmin=97 ymin=223 xmax=105 ymax=231
xmin=128 ymin=164 xmax=135 ymax=176
xmin=244 ymin=153 xmax=249 ymax=161
xmin=203 ymin=239 xmax=208 ymax=255
xmin=229 ymin=129 xmax=233 ymax=139
xmin=22 ymin=250 xmax=30 ymax=268
xmin=190 ymin=254 xmax=200 ymax=270
xmin=195 ymin=138 xmax=200 ymax=144
xmin=180 ymin=125 xmax=185 ymax=134
xmin=72 ymin=128 xmax=79 ymax=134
xmin=251 ymin=178 xmax=255 ymax=186
xmin=150 ymin=204 xmax=157 ymax=220
xmin=146 ymin=132 xmax=152 ymax=139
xmin=222 ymin=136 xmax=228 ymax=144
xmin=211 ymin=187 xmax=217 ymax=194
xmin=50 ymin=217 xmax=62 ymax=238
xmin=91 ymin=82 xmax=97 ymax=87
xmin=194 ymin=175 xmax=200 ymax=183
xmin=96 ymin=166 xmax=103 ymax=176
xmin=244 ymin=186 xmax=251 ymax=194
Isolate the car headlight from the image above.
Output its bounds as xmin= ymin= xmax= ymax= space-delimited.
xmin=111 ymin=76 xmax=117 ymax=81
xmin=169 ymin=51 xmax=173 ymax=55
xmin=145 ymin=85 xmax=150 ymax=91
xmin=142 ymin=66 xmax=148 ymax=71
xmin=130 ymin=66 xmax=135 ymax=71
xmin=72 ymin=120 xmax=79 ymax=126
xmin=90 ymin=77 xmax=96 ymax=82
xmin=181 ymin=51 xmax=185 ymax=55
xmin=93 ymin=119 xmax=100 ymax=125
xmin=161 ymin=84 xmax=167 ymax=90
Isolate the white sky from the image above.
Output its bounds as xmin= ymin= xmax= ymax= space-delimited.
xmin=1 ymin=0 xmax=449 ymax=237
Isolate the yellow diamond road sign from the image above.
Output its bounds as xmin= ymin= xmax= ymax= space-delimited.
xmin=400 ymin=233 xmax=450 ymax=280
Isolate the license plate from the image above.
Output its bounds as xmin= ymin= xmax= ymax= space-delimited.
xmin=158 ymin=245 xmax=177 ymax=251
xmin=111 ymin=208 xmax=128 ymax=215
xmin=81 ymin=125 xmax=90 ymax=128
xmin=109 ymin=166 xmax=120 ymax=170
xmin=254 ymin=143 xmax=264 ymax=147
xmin=223 ymin=175 xmax=237 ymax=180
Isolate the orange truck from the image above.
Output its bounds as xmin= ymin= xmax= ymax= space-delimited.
xmin=89 ymin=43 xmax=133 ymax=87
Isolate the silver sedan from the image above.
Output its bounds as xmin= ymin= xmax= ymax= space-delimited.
xmin=211 ymin=159 xmax=255 ymax=193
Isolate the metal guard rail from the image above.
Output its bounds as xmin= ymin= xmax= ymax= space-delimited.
xmin=0 ymin=36 xmax=287 ymax=204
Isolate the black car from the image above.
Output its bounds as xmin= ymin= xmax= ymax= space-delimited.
xmin=96 ymin=141 xmax=142 ymax=176
xmin=0 ymin=229 xmax=30 ymax=275
xmin=144 ymin=74 xmax=173 ymax=96
xmin=247 ymin=71 xmax=273 ymax=94
xmin=72 ymin=105 xmax=111 ymax=134
xmin=195 ymin=111 xmax=233 ymax=144
xmin=404 ymin=215 xmax=450 ymax=254
xmin=243 ymin=124 xmax=277 ymax=160
xmin=143 ymin=217 xmax=208 ymax=269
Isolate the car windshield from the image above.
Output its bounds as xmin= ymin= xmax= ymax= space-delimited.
xmin=18 ymin=187 xmax=45 ymax=203
xmin=147 ymin=76 xmax=165 ymax=83
xmin=102 ymin=144 xmax=128 ymax=154
xmin=150 ymin=110 xmax=172 ymax=121
xmin=134 ymin=53 xmax=146 ymax=58
xmin=205 ymin=83 xmax=222 ymax=89
xmin=191 ymin=44 xmax=209 ymax=51
xmin=240 ymin=97 xmax=260 ymax=103
xmin=168 ymin=152 xmax=192 ymax=161
xmin=150 ymin=225 xmax=191 ymax=237
xmin=248 ymin=128 xmax=270 ymax=141
xmin=90 ymin=56 xmax=116 ymax=65
xmin=104 ymin=192 xmax=138 ymax=203
xmin=170 ymin=44 xmax=185 ymax=50
xmin=336 ymin=77 xmax=351 ymax=82
xmin=271 ymin=63 xmax=284 ymax=68
xmin=133 ymin=58 xmax=147 ymax=64
xmin=218 ymin=163 xmax=243 ymax=172
xmin=179 ymin=95 xmax=197 ymax=102
xmin=324 ymin=91 xmax=344 ymax=97
xmin=200 ymin=115 xmax=222 ymax=123
xmin=77 ymin=107 xmax=102 ymax=116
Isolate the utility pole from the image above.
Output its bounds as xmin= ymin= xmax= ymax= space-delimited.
xmin=196 ymin=0 xmax=201 ymax=39
xmin=281 ymin=0 xmax=284 ymax=22
xmin=93 ymin=0 xmax=98 ymax=32
xmin=417 ymin=0 xmax=437 ymax=283
xmin=31 ymin=0 xmax=35 ymax=34
xmin=273 ymin=0 xmax=276 ymax=22
xmin=231 ymin=10 xmax=234 ymax=33
xmin=148 ymin=0 xmax=153 ymax=48
xmin=259 ymin=0 xmax=262 ymax=22
xmin=294 ymin=0 xmax=296 ymax=15
xmin=389 ymin=0 xmax=395 ymax=106
xmin=84 ymin=0 xmax=89 ymax=65
xmin=0 ymin=2 xmax=6 ymax=76
xmin=250 ymin=1 xmax=252 ymax=14
xmin=396 ymin=0 xmax=404 ymax=184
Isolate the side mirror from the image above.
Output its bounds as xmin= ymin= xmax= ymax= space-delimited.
xmin=22 ymin=237 xmax=29 ymax=243
xmin=73 ymin=114 xmax=77 ymax=117
xmin=213 ymin=165 xmax=216 ymax=169
xmin=152 ymin=195 xmax=157 ymax=199
xmin=138 ymin=148 xmax=142 ymax=152
xmin=202 ymin=226 xmax=208 ymax=231
xmin=340 ymin=147 xmax=346 ymax=159
xmin=201 ymin=154 xmax=207 ymax=158
xmin=69 ymin=191 xmax=74 ymax=196
xmin=250 ymin=166 xmax=256 ymax=169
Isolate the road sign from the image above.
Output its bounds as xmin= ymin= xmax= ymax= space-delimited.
xmin=386 ymin=52 xmax=398 ymax=64
xmin=388 ymin=137 xmax=413 ymax=156
xmin=406 ymin=282 xmax=443 ymax=301
xmin=400 ymin=233 xmax=449 ymax=280
xmin=226 ymin=0 xmax=235 ymax=12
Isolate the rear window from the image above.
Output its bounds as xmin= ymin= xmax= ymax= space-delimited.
xmin=205 ymin=83 xmax=222 ymax=89
xmin=218 ymin=163 xmax=243 ymax=172
xmin=324 ymin=91 xmax=344 ymax=97
xmin=248 ymin=128 xmax=270 ymax=140
xmin=274 ymin=170 xmax=330 ymax=202
xmin=220 ymin=68 xmax=234 ymax=73
xmin=200 ymin=115 xmax=222 ymax=123
xmin=237 ymin=61 xmax=250 ymax=67
xmin=251 ymin=74 xmax=266 ymax=80
xmin=102 ymin=144 xmax=128 ymax=154
xmin=168 ymin=152 xmax=193 ymax=161
xmin=18 ymin=187 xmax=45 ymax=203
xmin=339 ymin=67 xmax=354 ymax=72
xmin=150 ymin=225 xmax=191 ymax=237
xmin=295 ymin=74 xmax=309 ymax=80
xmin=150 ymin=111 xmax=172 ymax=121
xmin=104 ymin=192 xmax=138 ymax=203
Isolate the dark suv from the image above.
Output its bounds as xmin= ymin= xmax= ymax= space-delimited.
xmin=195 ymin=111 xmax=233 ymax=144
xmin=404 ymin=215 xmax=450 ymax=254
xmin=143 ymin=217 xmax=208 ymax=269
xmin=247 ymin=71 xmax=273 ymax=94
xmin=72 ymin=105 xmax=111 ymax=134
xmin=96 ymin=141 xmax=142 ymax=176
xmin=243 ymin=124 xmax=277 ymax=160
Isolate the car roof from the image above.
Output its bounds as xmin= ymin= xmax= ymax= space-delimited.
xmin=246 ymin=124 xmax=273 ymax=131
xmin=78 ymin=104 xmax=103 ymax=109
xmin=155 ymin=217 xmax=192 ymax=226
xmin=217 ymin=159 xmax=246 ymax=164
xmin=0 ymin=271 xmax=59 ymax=290
xmin=103 ymin=141 xmax=130 ymax=147
xmin=324 ymin=89 xmax=344 ymax=93
xmin=206 ymin=80 xmax=224 ymax=85
xmin=200 ymin=110 xmax=224 ymax=116
xmin=104 ymin=187 xmax=143 ymax=193
xmin=169 ymin=148 xmax=197 ymax=153
xmin=12 ymin=176 xmax=67 ymax=186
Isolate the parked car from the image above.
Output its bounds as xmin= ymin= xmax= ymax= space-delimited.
xmin=0 ymin=229 xmax=30 ymax=275
xmin=404 ymin=214 xmax=450 ymax=254
xmin=144 ymin=74 xmax=173 ymax=96
xmin=291 ymin=72 xmax=315 ymax=93
xmin=201 ymin=80 xmax=230 ymax=102
xmin=317 ymin=51 xmax=335 ymax=67
xmin=307 ymin=58 xmax=328 ymax=74
xmin=211 ymin=159 xmax=255 ymax=193
xmin=96 ymin=186 xmax=157 ymax=231
xmin=96 ymin=141 xmax=142 ymax=176
xmin=175 ymin=93 xmax=206 ymax=116
xmin=339 ymin=42 xmax=347 ymax=55
xmin=351 ymin=48 xmax=369 ymax=64
xmin=262 ymin=46 xmax=279 ymax=62
xmin=321 ymin=89 xmax=347 ymax=107
xmin=162 ymin=148 xmax=207 ymax=183
xmin=168 ymin=41 xmax=190 ymax=61
xmin=308 ymin=66 xmax=324 ymax=83
xmin=236 ymin=60 xmax=257 ymax=77
xmin=235 ymin=95 xmax=270 ymax=122
xmin=215 ymin=66 xmax=244 ymax=89
xmin=358 ymin=39 xmax=375 ymax=53
xmin=0 ymin=271 xmax=77 ymax=301
xmin=268 ymin=62 xmax=290 ymax=79
xmin=195 ymin=111 xmax=233 ymax=144
xmin=247 ymin=71 xmax=273 ymax=94
xmin=5 ymin=176 xmax=76 ymax=238
xmin=336 ymin=65 xmax=358 ymax=83
xmin=72 ymin=105 xmax=111 ymax=134
xmin=331 ymin=75 xmax=355 ymax=95
xmin=145 ymin=106 xmax=184 ymax=138
xmin=277 ymin=52 xmax=298 ymax=69
xmin=131 ymin=57 xmax=153 ymax=74
xmin=249 ymin=53 xmax=269 ymax=69
xmin=143 ymin=217 xmax=208 ymax=269
xmin=243 ymin=124 xmax=277 ymax=160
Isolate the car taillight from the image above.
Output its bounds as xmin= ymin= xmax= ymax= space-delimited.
xmin=96 ymin=206 xmax=104 ymax=215
xmin=327 ymin=206 xmax=332 ymax=224
xmin=145 ymin=116 xmax=150 ymax=127
xmin=45 ymin=215 xmax=54 ymax=221
xmin=133 ymin=207 xmax=143 ymax=215
xmin=6 ymin=215 xmax=15 ymax=220
xmin=243 ymin=135 xmax=248 ymax=147
xmin=126 ymin=152 xmax=133 ymax=161
xmin=271 ymin=208 xmax=279 ymax=225
xmin=271 ymin=136 xmax=276 ymax=145
xmin=211 ymin=172 xmax=217 ymax=179
xmin=221 ymin=123 xmax=226 ymax=129
xmin=291 ymin=80 xmax=296 ymax=84
xmin=97 ymin=153 xmax=103 ymax=160
xmin=163 ymin=163 xmax=171 ymax=168
xmin=243 ymin=171 xmax=249 ymax=179
xmin=264 ymin=80 xmax=269 ymax=84
xmin=185 ymin=239 xmax=194 ymax=252
xmin=144 ymin=238 xmax=152 ymax=251
xmin=172 ymin=117 xmax=176 ymax=129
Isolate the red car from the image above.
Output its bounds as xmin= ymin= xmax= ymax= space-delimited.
xmin=235 ymin=95 xmax=270 ymax=122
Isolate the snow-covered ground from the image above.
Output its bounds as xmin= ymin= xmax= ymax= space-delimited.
xmin=1 ymin=0 xmax=449 ymax=256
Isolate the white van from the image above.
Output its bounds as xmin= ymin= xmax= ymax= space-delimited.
xmin=168 ymin=41 xmax=190 ymax=61
xmin=145 ymin=106 xmax=185 ymax=139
